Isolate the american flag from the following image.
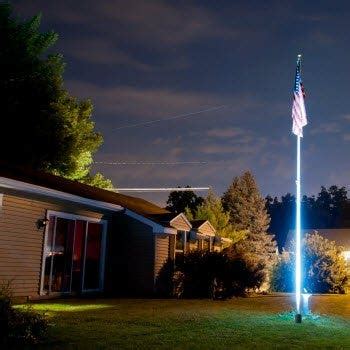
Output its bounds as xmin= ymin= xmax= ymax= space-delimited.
xmin=292 ymin=55 xmax=307 ymax=137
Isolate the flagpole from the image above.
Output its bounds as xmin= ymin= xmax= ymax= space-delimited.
xmin=295 ymin=134 xmax=302 ymax=323
xmin=295 ymin=54 xmax=302 ymax=323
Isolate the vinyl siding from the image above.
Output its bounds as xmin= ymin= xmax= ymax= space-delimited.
xmin=197 ymin=222 xmax=215 ymax=236
xmin=154 ymin=235 xmax=170 ymax=281
xmin=0 ymin=190 xmax=113 ymax=298
xmin=170 ymin=215 xmax=191 ymax=231
xmin=113 ymin=213 xmax=156 ymax=295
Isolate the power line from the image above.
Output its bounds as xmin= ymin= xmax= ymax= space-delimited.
xmin=94 ymin=161 xmax=208 ymax=165
xmin=115 ymin=187 xmax=210 ymax=192
xmin=110 ymin=105 xmax=226 ymax=131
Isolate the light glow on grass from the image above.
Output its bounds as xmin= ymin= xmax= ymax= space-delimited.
xmin=15 ymin=303 xmax=111 ymax=312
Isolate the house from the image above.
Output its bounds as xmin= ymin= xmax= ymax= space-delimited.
xmin=174 ymin=219 xmax=232 ymax=255
xmin=285 ymin=229 xmax=350 ymax=266
xmin=0 ymin=164 xmax=225 ymax=300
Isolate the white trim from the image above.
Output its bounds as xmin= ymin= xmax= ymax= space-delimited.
xmin=39 ymin=212 xmax=51 ymax=295
xmin=0 ymin=177 xmax=123 ymax=212
xmin=40 ymin=210 xmax=108 ymax=295
xmin=170 ymin=213 xmax=192 ymax=230
xmin=124 ymin=209 xmax=177 ymax=235
xmin=0 ymin=193 xmax=3 ymax=209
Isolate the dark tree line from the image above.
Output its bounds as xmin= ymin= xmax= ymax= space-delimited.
xmin=266 ymin=185 xmax=350 ymax=250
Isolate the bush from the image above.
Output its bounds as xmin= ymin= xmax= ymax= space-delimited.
xmin=156 ymin=250 xmax=265 ymax=299
xmin=0 ymin=281 xmax=48 ymax=345
xmin=270 ymin=252 xmax=294 ymax=292
xmin=270 ymin=232 xmax=349 ymax=294
xmin=0 ymin=281 xmax=13 ymax=343
xmin=8 ymin=306 xmax=48 ymax=344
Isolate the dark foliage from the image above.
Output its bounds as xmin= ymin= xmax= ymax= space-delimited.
xmin=166 ymin=187 xmax=204 ymax=215
xmin=8 ymin=306 xmax=48 ymax=345
xmin=156 ymin=250 xmax=264 ymax=299
xmin=267 ymin=186 xmax=350 ymax=250
xmin=0 ymin=281 xmax=48 ymax=345
xmin=0 ymin=4 xmax=112 ymax=188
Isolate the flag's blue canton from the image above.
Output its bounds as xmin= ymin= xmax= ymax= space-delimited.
xmin=294 ymin=61 xmax=302 ymax=93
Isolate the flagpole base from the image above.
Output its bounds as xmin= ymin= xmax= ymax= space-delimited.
xmin=295 ymin=313 xmax=302 ymax=323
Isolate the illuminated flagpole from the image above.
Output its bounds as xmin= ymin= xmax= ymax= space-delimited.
xmin=295 ymin=134 xmax=302 ymax=317
xmin=291 ymin=54 xmax=307 ymax=323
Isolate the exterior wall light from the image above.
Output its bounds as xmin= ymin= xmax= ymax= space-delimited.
xmin=36 ymin=218 xmax=49 ymax=230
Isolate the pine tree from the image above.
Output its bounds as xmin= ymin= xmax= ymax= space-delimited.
xmin=185 ymin=190 xmax=247 ymax=244
xmin=0 ymin=4 xmax=112 ymax=189
xmin=222 ymin=171 xmax=277 ymax=270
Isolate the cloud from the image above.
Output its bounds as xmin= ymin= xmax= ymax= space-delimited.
xmin=14 ymin=0 xmax=237 ymax=48
xmin=61 ymin=38 xmax=154 ymax=69
xmin=66 ymin=80 xmax=257 ymax=122
xmin=310 ymin=122 xmax=341 ymax=135
xmin=343 ymin=134 xmax=350 ymax=142
xmin=207 ymin=127 xmax=245 ymax=138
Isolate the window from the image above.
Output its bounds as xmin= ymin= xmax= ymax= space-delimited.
xmin=41 ymin=211 xmax=107 ymax=295
xmin=203 ymin=238 xmax=210 ymax=251
xmin=175 ymin=231 xmax=186 ymax=254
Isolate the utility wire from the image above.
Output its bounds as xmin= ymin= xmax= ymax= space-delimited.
xmin=115 ymin=187 xmax=210 ymax=192
xmin=111 ymin=105 xmax=226 ymax=131
xmin=94 ymin=161 xmax=208 ymax=165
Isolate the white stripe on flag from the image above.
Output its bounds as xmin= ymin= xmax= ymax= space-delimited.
xmin=292 ymin=86 xmax=307 ymax=137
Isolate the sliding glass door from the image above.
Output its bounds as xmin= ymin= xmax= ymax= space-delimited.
xmin=41 ymin=212 xmax=106 ymax=295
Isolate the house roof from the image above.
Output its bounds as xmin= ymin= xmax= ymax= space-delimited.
xmin=286 ymin=229 xmax=350 ymax=250
xmin=0 ymin=163 xmax=171 ymax=221
xmin=190 ymin=219 xmax=207 ymax=229
xmin=190 ymin=219 xmax=216 ymax=235
xmin=147 ymin=212 xmax=192 ymax=230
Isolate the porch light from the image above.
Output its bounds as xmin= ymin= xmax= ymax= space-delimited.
xmin=36 ymin=217 xmax=49 ymax=229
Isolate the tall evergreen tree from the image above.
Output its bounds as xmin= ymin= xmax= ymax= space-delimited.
xmin=222 ymin=171 xmax=277 ymax=269
xmin=185 ymin=190 xmax=247 ymax=244
xmin=0 ymin=4 xmax=112 ymax=189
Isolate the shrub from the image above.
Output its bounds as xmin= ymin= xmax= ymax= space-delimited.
xmin=304 ymin=232 xmax=348 ymax=293
xmin=0 ymin=281 xmax=48 ymax=345
xmin=8 ymin=306 xmax=48 ymax=344
xmin=0 ymin=281 xmax=13 ymax=343
xmin=270 ymin=252 xmax=294 ymax=292
xmin=270 ymin=232 xmax=349 ymax=293
xmin=156 ymin=250 xmax=265 ymax=299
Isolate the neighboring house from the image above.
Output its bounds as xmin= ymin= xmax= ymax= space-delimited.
xmin=285 ymin=229 xmax=350 ymax=266
xmin=0 ymin=164 xmax=198 ymax=299
xmin=174 ymin=219 xmax=232 ymax=255
xmin=189 ymin=220 xmax=216 ymax=252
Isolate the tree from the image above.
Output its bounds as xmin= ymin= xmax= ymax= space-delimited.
xmin=270 ymin=232 xmax=348 ymax=293
xmin=166 ymin=187 xmax=203 ymax=215
xmin=185 ymin=190 xmax=246 ymax=244
xmin=0 ymin=4 xmax=112 ymax=189
xmin=304 ymin=232 xmax=348 ymax=293
xmin=266 ymin=193 xmax=295 ymax=250
xmin=267 ymin=186 xmax=350 ymax=249
xmin=222 ymin=171 xmax=277 ymax=272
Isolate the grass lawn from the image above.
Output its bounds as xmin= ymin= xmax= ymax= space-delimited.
xmin=20 ymin=294 xmax=350 ymax=349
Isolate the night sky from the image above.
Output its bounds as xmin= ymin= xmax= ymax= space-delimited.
xmin=12 ymin=1 xmax=350 ymax=204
